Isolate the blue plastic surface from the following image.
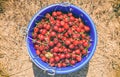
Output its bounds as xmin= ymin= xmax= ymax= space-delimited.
xmin=26 ymin=3 xmax=97 ymax=74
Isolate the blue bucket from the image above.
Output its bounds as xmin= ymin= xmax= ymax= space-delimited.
xmin=26 ymin=3 xmax=97 ymax=75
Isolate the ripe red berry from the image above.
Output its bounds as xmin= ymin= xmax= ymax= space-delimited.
xmin=38 ymin=34 xmax=44 ymax=41
xmin=65 ymin=40 xmax=71 ymax=45
xmin=52 ymin=11 xmax=57 ymax=17
xmin=53 ymin=47 xmax=59 ymax=52
xmin=57 ymin=63 xmax=62 ymax=68
xmin=41 ymin=56 xmax=46 ymax=62
xmin=69 ymin=44 xmax=74 ymax=49
xmin=41 ymin=29 xmax=47 ymax=35
xmin=75 ymin=49 xmax=81 ymax=55
xmin=62 ymin=63 xmax=67 ymax=67
xmin=55 ymin=56 xmax=60 ymax=62
xmin=50 ymin=31 xmax=56 ymax=37
xmin=46 ymin=25 xmax=50 ymax=30
xmin=50 ymin=57 xmax=55 ymax=63
xmin=36 ymin=50 xmax=40 ymax=55
xmin=34 ymin=27 xmax=39 ymax=33
xmin=60 ymin=21 xmax=65 ymax=26
xmin=50 ymin=63 xmax=55 ymax=67
xmin=83 ymin=41 xmax=89 ymax=47
xmin=53 ymin=26 xmax=59 ymax=31
xmin=76 ymin=56 xmax=81 ymax=62
xmin=49 ymin=41 xmax=54 ymax=47
xmin=84 ymin=26 xmax=90 ymax=32
xmin=56 ymin=11 xmax=62 ymax=15
xmin=66 ymin=53 xmax=71 ymax=58
xmin=60 ymin=54 xmax=65 ymax=59
xmin=82 ymin=50 xmax=87 ymax=55
xmin=70 ymin=60 xmax=76 ymax=65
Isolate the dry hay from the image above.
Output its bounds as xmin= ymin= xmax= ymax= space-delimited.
xmin=0 ymin=0 xmax=120 ymax=77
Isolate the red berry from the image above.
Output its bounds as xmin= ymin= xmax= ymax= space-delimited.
xmin=50 ymin=31 xmax=56 ymax=37
xmin=70 ymin=60 xmax=76 ymax=65
xmin=63 ymin=24 xmax=69 ymax=30
xmin=76 ymin=56 xmax=81 ymax=62
xmin=36 ymin=50 xmax=40 ymax=55
xmin=49 ymin=41 xmax=54 ymax=47
xmin=73 ymin=40 xmax=79 ymax=46
xmin=50 ymin=57 xmax=55 ymax=63
xmin=83 ymin=42 xmax=89 ymax=47
xmin=84 ymin=26 xmax=90 ymax=32
xmin=55 ymin=56 xmax=60 ymax=62
xmin=52 ymin=12 xmax=57 ymax=17
xmin=72 ymin=53 xmax=76 ymax=58
xmin=41 ymin=56 xmax=46 ymax=62
xmin=56 ymin=43 xmax=62 ymax=47
xmin=66 ymin=53 xmax=71 ymax=58
xmin=39 ymin=46 xmax=44 ymax=51
xmin=76 ymin=28 xmax=81 ymax=32
xmin=38 ymin=34 xmax=44 ymax=41
xmin=70 ymin=16 xmax=75 ymax=21
xmin=69 ymin=44 xmax=74 ymax=49
xmin=34 ymin=44 xmax=39 ymax=49
xmin=60 ymin=54 xmax=65 ymax=59
xmin=68 ymin=13 xmax=72 ymax=16
xmin=82 ymin=50 xmax=87 ymax=55
xmin=50 ymin=63 xmax=55 ymax=67
xmin=60 ymin=21 xmax=65 ymax=26
xmin=58 ymin=28 xmax=62 ymax=33
xmin=62 ymin=63 xmax=67 ymax=67
xmin=41 ymin=29 xmax=47 ymax=35
xmin=57 ymin=63 xmax=62 ymax=68
xmin=65 ymin=40 xmax=71 ymax=45
xmin=34 ymin=27 xmax=39 ymax=33
xmin=57 ymin=11 xmax=62 ymax=15
xmin=46 ymin=25 xmax=50 ymax=30
xmin=53 ymin=26 xmax=59 ymax=31
xmin=75 ymin=49 xmax=81 ymax=55
xmin=53 ymin=47 xmax=59 ymax=52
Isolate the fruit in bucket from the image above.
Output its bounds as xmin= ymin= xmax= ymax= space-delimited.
xmin=32 ymin=11 xmax=90 ymax=67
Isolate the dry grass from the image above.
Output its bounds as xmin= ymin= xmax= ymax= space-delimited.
xmin=0 ymin=0 xmax=120 ymax=77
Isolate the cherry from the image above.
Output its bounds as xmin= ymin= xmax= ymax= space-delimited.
xmin=53 ymin=47 xmax=59 ymax=52
xmin=60 ymin=21 xmax=65 ymax=26
xmin=50 ymin=31 xmax=56 ymax=37
xmin=50 ymin=57 xmax=55 ymax=63
xmin=66 ymin=53 xmax=71 ymax=58
xmin=38 ymin=34 xmax=44 ymax=41
xmin=49 ymin=41 xmax=54 ymax=47
xmin=60 ymin=54 xmax=65 ymax=59
xmin=34 ymin=27 xmax=39 ymax=33
xmin=62 ymin=63 xmax=67 ymax=67
xmin=50 ymin=63 xmax=55 ymax=67
xmin=65 ymin=40 xmax=71 ymax=45
xmin=41 ymin=56 xmax=46 ymax=62
xmin=36 ymin=50 xmax=40 ymax=55
xmin=76 ymin=56 xmax=81 ymax=62
xmin=75 ymin=49 xmax=81 ymax=55
xmin=70 ymin=60 xmax=76 ymax=65
xmin=69 ymin=44 xmax=74 ymax=49
xmin=57 ymin=63 xmax=62 ymax=68
xmin=84 ymin=26 xmax=90 ymax=32
xmin=82 ymin=50 xmax=87 ymax=55
xmin=55 ymin=56 xmax=60 ymax=62
xmin=52 ymin=11 xmax=57 ymax=17
xmin=46 ymin=24 xmax=50 ymax=30
xmin=57 ymin=11 xmax=62 ymax=15
xmin=41 ymin=29 xmax=47 ymax=35
xmin=53 ymin=26 xmax=59 ymax=31
xmin=83 ymin=41 xmax=89 ymax=47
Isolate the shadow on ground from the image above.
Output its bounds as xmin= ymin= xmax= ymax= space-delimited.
xmin=32 ymin=62 xmax=89 ymax=77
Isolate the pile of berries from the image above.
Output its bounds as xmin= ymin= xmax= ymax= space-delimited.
xmin=32 ymin=11 xmax=90 ymax=68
